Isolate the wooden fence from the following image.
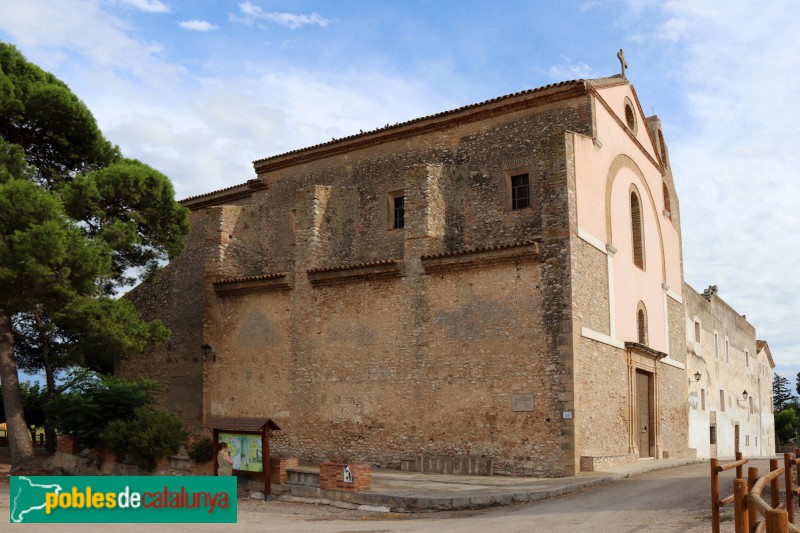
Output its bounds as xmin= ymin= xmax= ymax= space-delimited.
xmin=712 ymin=450 xmax=800 ymax=533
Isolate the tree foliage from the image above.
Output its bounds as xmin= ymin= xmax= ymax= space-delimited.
xmin=188 ymin=436 xmax=214 ymax=464
xmin=101 ymin=406 xmax=188 ymax=471
xmin=0 ymin=41 xmax=189 ymax=466
xmin=776 ymin=408 xmax=798 ymax=445
xmin=0 ymin=381 xmax=46 ymax=429
xmin=795 ymin=372 xmax=800 ymax=398
xmin=774 ymin=373 xmax=794 ymax=412
xmin=47 ymin=375 xmax=159 ymax=449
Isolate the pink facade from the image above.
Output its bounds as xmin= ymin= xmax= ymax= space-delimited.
xmin=574 ymin=83 xmax=682 ymax=358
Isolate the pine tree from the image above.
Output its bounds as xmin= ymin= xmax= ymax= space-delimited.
xmin=774 ymin=373 xmax=794 ymax=412
xmin=0 ymin=42 xmax=189 ymax=467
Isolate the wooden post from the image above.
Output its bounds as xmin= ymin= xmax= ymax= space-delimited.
xmin=262 ymin=427 xmax=270 ymax=497
xmin=212 ymin=429 xmax=219 ymax=476
xmin=749 ymin=466 xmax=759 ymax=533
xmin=765 ymin=508 xmax=789 ymax=533
xmin=785 ymin=453 xmax=795 ymax=524
xmin=771 ymin=458 xmax=780 ymax=509
xmin=734 ymin=478 xmax=748 ymax=533
xmin=736 ymin=451 xmax=744 ymax=480
xmin=712 ymin=458 xmax=721 ymax=533
xmin=796 ymin=449 xmax=800 ymax=489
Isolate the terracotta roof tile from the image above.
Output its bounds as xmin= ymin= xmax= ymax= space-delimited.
xmin=214 ymin=272 xmax=287 ymax=285
xmin=180 ymin=178 xmax=264 ymax=204
xmin=307 ymin=259 xmax=400 ymax=274
xmin=421 ymin=240 xmax=539 ymax=261
xmin=253 ymin=80 xmax=588 ymax=165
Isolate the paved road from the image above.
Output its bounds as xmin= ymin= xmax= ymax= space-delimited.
xmin=0 ymin=461 xmax=774 ymax=532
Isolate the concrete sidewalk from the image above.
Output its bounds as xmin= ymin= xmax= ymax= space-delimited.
xmin=271 ymin=458 xmax=706 ymax=512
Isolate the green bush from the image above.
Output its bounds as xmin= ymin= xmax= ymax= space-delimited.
xmin=100 ymin=406 xmax=188 ymax=471
xmin=48 ymin=375 xmax=159 ymax=448
xmin=188 ymin=436 xmax=214 ymax=463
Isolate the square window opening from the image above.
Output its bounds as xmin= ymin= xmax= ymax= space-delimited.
xmin=393 ymin=195 xmax=405 ymax=229
xmin=511 ymin=173 xmax=530 ymax=210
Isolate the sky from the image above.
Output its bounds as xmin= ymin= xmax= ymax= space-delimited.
xmin=1 ymin=1 xmax=798 ymax=386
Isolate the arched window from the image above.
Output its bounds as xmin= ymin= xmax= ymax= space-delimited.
xmin=662 ymin=183 xmax=671 ymax=219
xmin=637 ymin=303 xmax=648 ymax=345
xmin=630 ymin=190 xmax=645 ymax=269
xmin=623 ymin=97 xmax=637 ymax=135
xmin=658 ymin=130 xmax=667 ymax=166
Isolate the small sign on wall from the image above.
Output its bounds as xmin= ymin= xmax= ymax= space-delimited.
xmin=512 ymin=393 xmax=535 ymax=412
xmin=563 ymin=411 xmax=573 ymax=419
xmin=343 ymin=465 xmax=353 ymax=483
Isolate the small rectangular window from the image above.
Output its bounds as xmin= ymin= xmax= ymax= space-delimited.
xmin=746 ymin=435 xmax=750 ymax=446
xmin=714 ymin=333 xmax=719 ymax=359
xmin=393 ymin=195 xmax=404 ymax=229
xmin=749 ymin=396 xmax=754 ymax=414
xmin=694 ymin=321 xmax=701 ymax=343
xmin=719 ymin=390 xmax=725 ymax=412
xmin=701 ymin=388 xmax=706 ymax=411
xmin=725 ymin=339 xmax=730 ymax=363
xmin=710 ymin=425 xmax=717 ymax=445
xmin=511 ymin=173 xmax=530 ymax=210
xmin=745 ymin=350 xmax=749 ymax=367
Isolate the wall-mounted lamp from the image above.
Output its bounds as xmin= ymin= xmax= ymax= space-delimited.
xmin=694 ymin=372 xmax=702 ymax=382
xmin=742 ymin=390 xmax=749 ymax=401
xmin=201 ymin=343 xmax=214 ymax=362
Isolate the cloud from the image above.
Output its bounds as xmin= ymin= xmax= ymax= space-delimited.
xmin=119 ymin=0 xmax=170 ymax=13
xmin=177 ymin=20 xmax=219 ymax=32
xmin=548 ymin=55 xmax=601 ymax=80
xmin=633 ymin=1 xmax=800 ymax=371
xmin=231 ymin=1 xmax=331 ymax=29
xmin=99 ymin=69 xmax=445 ymax=199
xmin=0 ymin=0 xmax=184 ymax=85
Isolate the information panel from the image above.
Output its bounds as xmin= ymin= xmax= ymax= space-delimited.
xmin=219 ymin=433 xmax=263 ymax=472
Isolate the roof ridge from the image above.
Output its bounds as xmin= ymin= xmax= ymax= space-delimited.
xmin=253 ymin=79 xmax=587 ymax=165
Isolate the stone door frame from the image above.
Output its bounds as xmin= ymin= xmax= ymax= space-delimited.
xmin=625 ymin=342 xmax=668 ymax=458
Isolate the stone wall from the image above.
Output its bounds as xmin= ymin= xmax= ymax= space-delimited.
xmin=125 ymin=81 xmax=705 ymax=477
xmin=120 ymin=209 xmax=208 ymax=428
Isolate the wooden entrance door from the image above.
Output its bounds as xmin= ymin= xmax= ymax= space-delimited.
xmin=636 ymin=370 xmax=652 ymax=458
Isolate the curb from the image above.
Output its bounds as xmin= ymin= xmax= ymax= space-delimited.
xmin=270 ymin=459 xmax=709 ymax=513
xmin=273 ymin=475 xmax=618 ymax=513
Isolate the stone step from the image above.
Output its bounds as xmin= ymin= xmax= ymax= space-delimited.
xmin=400 ymin=455 xmax=494 ymax=476
xmin=286 ymin=468 xmax=320 ymax=487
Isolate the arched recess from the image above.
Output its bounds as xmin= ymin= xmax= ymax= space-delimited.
xmin=604 ymin=153 xmax=667 ymax=284
xmin=636 ymin=301 xmax=648 ymax=345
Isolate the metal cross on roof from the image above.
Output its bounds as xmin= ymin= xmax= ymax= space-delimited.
xmin=617 ymin=49 xmax=628 ymax=79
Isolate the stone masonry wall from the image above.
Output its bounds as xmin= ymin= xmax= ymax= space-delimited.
xmin=120 ymin=209 xmax=208 ymax=428
xmin=130 ymin=89 xmax=594 ymax=476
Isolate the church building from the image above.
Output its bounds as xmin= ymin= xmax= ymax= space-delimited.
xmin=122 ymin=60 xmax=772 ymax=476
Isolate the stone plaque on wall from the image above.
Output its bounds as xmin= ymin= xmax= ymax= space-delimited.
xmin=512 ymin=393 xmax=534 ymax=412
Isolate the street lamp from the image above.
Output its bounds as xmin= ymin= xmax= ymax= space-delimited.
xmin=742 ymin=390 xmax=749 ymax=401
xmin=201 ymin=343 xmax=214 ymax=362
xmin=694 ymin=372 xmax=702 ymax=382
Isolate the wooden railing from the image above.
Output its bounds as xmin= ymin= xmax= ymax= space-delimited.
xmin=713 ymin=450 xmax=800 ymax=533
xmin=712 ymin=452 xmax=748 ymax=533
